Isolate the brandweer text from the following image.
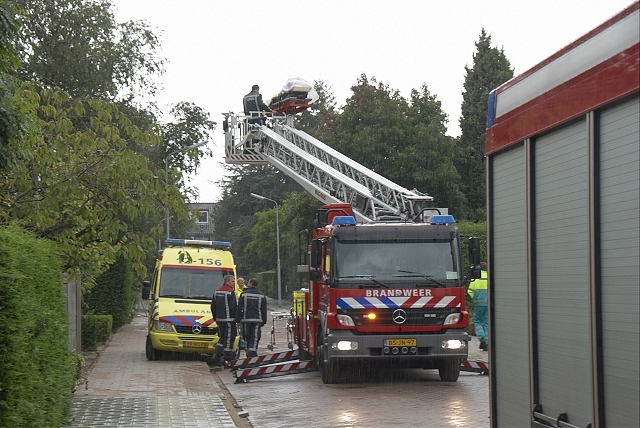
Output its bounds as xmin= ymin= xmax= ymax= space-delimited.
xmin=365 ymin=289 xmax=432 ymax=297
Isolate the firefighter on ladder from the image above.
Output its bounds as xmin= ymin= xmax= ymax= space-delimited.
xmin=468 ymin=262 xmax=489 ymax=351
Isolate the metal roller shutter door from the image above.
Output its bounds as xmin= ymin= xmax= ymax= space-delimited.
xmin=533 ymin=119 xmax=592 ymax=426
xmin=491 ymin=144 xmax=529 ymax=427
xmin=599 ymin=95 xmax=640 ymax=427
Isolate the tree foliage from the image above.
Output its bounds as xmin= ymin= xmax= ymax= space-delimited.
xmin=0 ymin=0 xmax=26 ymax=170
xmin=3 ymin=0 xmax=217 ymax=285
xmin=321 ymin=74 xmax=464 ymax=214
xmin=0 ymin=85 xmax=169 ymax=283
xmin=162 ymin=101 xmax=217 ymax=189
xmin=13 ymin=0 xmax=165 ymax=101
xmin=457 ymin=29 xmax=513 ymax=220
xmin=246 ymin=192 xmax=321 ymax=294
xmin=212 ymin=164 xmax=300 ymax=277
xmin=294 ymin=79 xmax=339 ymax=134
xmin=85 ymin=253 xmax=134 ymax=330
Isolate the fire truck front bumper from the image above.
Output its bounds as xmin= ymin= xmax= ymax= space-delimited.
xmin=325 ymin=329 xmax=469 ymax=364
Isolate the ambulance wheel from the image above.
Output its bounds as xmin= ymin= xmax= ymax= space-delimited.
xmin=145 ymin=335 xmax=163 ymax=361
xmin=318 ymin=345 xmax=338 ymax=384
xmin=438 ymin=358 xmax=461 ymax=382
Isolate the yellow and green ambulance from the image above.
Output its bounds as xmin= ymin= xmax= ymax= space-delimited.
xmin=142 ymin=239 xmax=240 ymax=360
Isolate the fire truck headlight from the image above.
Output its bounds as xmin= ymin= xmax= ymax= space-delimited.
xmin=153 ymin=320 xmax=174 ymax=332
xmin=441 ymin=340 xmax=466 ymax=350
xmin=443 ymin=313 xmax=461 ymax=325
xmin=337 ymin=314 xmax=355 ymax=326
xmin=332 ymin=341 xmax=358 ymax=351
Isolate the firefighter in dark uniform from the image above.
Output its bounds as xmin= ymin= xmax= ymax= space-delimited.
xmin=235 ymin=278 xmax=268 ymax=358
xmin=243 ymin=84 xmax=272 ymax=126
xmin=211 ymin=274 xmax=238 ymax=366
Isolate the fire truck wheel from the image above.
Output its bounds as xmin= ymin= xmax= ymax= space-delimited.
xmin=438 ymin=358 xmax=461 ymax=382
xmin=145 ymin=335 xmax=163 ymax=361
xmin=318 ymin=345 xmax=339 ymax=384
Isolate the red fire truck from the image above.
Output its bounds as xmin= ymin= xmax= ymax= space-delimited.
xmin=292 ymin=203 xmax=479 ymax=383
xmin=223 ymin=96 xmax=481 ymax=383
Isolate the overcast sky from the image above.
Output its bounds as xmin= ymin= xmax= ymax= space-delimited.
xmin=112 ymin=0 xmax=634 ymax=202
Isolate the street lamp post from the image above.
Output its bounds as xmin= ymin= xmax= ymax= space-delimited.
xmin=165 ymin=141 xmax=208 ymax=240
xmin=250 ymin=192 xmax=281 ymax=308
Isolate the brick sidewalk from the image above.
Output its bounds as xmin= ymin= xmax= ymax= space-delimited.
xmin=66 ymin=313 xmax=238 ymax=428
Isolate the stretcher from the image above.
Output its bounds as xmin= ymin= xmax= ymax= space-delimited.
xmin=268 ymin=78 xmax=318 ymax=115
xmin=267 ymin=311 xmax=293 ymax=351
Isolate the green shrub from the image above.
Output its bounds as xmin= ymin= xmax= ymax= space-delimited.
xmin=84 ymin=253 xmax=134 ymax=330
xmin=255 ymin=270 xmax=277 ymax=300
xmin=0 ymin=225 xmax=74 ymax=427
xmin=71 ymin=352 xmax=84 ymax=383
xmin=457 ymin=221 xmax=485 ymax=337
xmin=81 ymin=315 xmax=113 ymax=351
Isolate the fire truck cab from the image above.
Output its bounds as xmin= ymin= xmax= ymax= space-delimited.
xmin=294 ymin=204 xmax=479 ymax=383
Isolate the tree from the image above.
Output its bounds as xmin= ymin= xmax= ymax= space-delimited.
xmin=246 ymin=192 xmax=321 ymax=296
xmin=0 ymin=85 xmax=169 ymax=283
xmin=294 ymin=79 xmax=339 ymax=134
xmin=396 ymin=85 xmax=465 ymax=214
xmin=212 ymin=163 xmax=299 ymax=277
xmin=5 ymin=0 xmax=216 ymax=283
xmin=317 ymin=74 xmax=464 ymax=215
xmin=13 ymin=0 xmax=165 ymax=101
xmin=457 ymin=29 xmax=513 ymax=220
xmin=0 ymin=0 xmax=26 ymax=170
xmin=330 ymin=74 xmax=408 ymax=180
xmin=161 ymin=101 xmax=216 ymax=188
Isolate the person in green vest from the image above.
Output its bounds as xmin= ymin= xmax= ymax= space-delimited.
xmin=468 ymin=262 xmax=489 ymax=351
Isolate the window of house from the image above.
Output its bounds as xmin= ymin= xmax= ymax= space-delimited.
xmin=196 ymin=210 xmax=209 ymax=224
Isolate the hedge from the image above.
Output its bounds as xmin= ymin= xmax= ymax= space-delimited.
xmin=84 ymin=253 xmax=134 ymax=331
xmin=0 ymin=225 xmax=74 ymax=427
xmin=81 ymin=315 xmax=113 ymax=351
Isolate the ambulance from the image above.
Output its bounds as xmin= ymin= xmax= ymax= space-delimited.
xmin=142 ymin=238 xmax=239 ymax=360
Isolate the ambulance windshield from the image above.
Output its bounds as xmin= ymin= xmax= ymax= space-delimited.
xmin=333 ymin=239 xmax=459 ymax=285
xmin=159 ymin=267 xmax=231 ymax=299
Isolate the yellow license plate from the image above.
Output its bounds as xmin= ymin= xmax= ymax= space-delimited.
xmin=183 ymin=341 xmax=208 ymax=348
xmin=384 ymin=338 xmax=417 ymax=347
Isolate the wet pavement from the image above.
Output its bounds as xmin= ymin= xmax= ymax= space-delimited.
xmin=67 ymin=298 xmax=489 ymax=427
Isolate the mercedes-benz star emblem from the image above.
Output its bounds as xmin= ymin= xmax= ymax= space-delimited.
xmin=392 ymin=309 xmax=407 ymax=324
xmin=192 ymin=324 xmax=202 ymax=334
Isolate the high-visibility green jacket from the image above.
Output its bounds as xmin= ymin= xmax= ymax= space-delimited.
xmin=468 ymin=270 xmax=488 ymax=305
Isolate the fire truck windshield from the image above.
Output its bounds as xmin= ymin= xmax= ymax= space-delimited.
xmin=333 ymin=239 xmax=460 ymax=286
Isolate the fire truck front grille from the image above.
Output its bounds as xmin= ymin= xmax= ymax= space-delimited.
xmin=346 ymin=308 xmax=457 ymax=327
xmin=174 ymin=326 xmax=218 ymax=335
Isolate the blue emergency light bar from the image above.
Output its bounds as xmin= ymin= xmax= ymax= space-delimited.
xmin=165 ymin=238 xmax=232 ymax=249
xmin=430 ymin=215 xmax=456 ymax=225
xmin=332 ymin=216 xmax=357 ymax=226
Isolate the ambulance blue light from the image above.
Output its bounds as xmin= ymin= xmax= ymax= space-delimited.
xmin=430 ymin=215 xmax=455 ymax=225
xmin=332 ymin=216 xmax=356 ymax=226
xmin=165 ymin=238 xmax=232 ymax=249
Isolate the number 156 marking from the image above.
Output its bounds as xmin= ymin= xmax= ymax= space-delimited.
xmin=199 ymin=258 xmax=222 ymax=266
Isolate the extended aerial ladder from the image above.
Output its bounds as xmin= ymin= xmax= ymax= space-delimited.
xmin=223 ymin=112 xmax=442 ymax=222
xmin=221 ymin=108 xmax=487 ymax=383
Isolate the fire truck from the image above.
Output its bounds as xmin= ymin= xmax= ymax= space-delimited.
xmin=485 ymin=4 xmax=639 ymax=427
xmin=223 ymin=93 xmax=481 ymax=383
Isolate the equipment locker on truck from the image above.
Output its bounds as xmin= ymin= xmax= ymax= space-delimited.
xmin=485 ymin=3 xmax=639 ymax=427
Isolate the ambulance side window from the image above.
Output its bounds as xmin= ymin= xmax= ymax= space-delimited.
xmin=151 ymin=267 xmax=159 ymax=295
